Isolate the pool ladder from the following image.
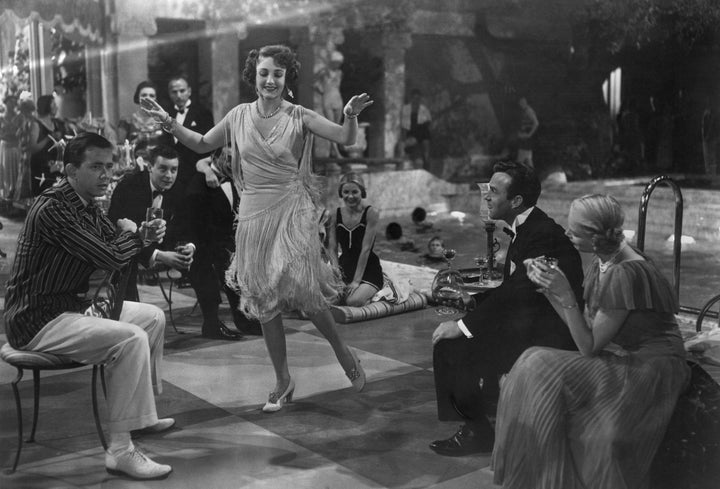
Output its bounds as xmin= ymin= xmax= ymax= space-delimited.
xmin=636 ymin=175 xmax=718 ymax=331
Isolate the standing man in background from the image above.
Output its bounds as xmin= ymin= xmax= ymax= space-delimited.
xmin=166 ymin=76 xmax=214 ymax=189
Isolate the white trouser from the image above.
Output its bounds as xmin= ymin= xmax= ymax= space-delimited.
xmin=22 ymin=301 xmax=166 ymax=433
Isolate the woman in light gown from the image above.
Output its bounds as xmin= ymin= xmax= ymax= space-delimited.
xmin=142 ymin=44 xmax=373 ymax=413
xmin=492 ymin=194 xmax=690 ymax=489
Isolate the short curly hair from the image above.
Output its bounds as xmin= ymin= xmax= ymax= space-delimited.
xmin=569 ymin=194 xmax=625 ymax=255
xmin=242 ymin=45 xmax=300 ymax=96
xmin=132 ymin=80 xmax=157 ymax=104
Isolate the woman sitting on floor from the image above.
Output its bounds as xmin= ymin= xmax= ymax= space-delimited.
xmin=328 ymin=172 xmax=383 ymax=307
xmin=492 ymin=193 xmax=690 ymax=489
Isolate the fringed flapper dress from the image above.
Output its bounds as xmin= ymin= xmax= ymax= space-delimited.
xmin=223 ymin=103 xmax=343 ymax=321
xmin=492 ymin=259 xmax=690 ymax=489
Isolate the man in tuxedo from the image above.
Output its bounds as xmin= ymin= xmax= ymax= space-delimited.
xmin=187 ymin=148 xmax=262 ymax=337
xmin=166 ymin=76 xmax=214 ymax=188
xmin=429 ymin=161 xmax=584 ymax=456
xmin=109 ymin=145 xmax=242 ymax=341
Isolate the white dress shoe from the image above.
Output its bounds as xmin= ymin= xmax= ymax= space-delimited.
xmin=133 ymin=417 xmax=175 ymax=435
xmin=105 ymin=445 xmax=172 ymax=480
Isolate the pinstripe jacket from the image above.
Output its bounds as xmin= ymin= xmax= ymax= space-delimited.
xmin=4 ymin=179 xmax=143 ymax=348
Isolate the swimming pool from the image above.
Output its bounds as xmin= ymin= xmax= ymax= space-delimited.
xmin=375 ymin=211 xmax=720 ymax=312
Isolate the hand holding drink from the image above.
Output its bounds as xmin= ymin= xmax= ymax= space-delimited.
xmin=141 ymin=207 xmax=165 ymax=243
xmin=173 ymin=241 xmax=194 ymax=270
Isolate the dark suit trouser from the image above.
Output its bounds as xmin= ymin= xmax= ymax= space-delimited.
xmin=433 ymin=335 xmax=503 ymax=424
xmin=434 ymin=310 xmax=575 ymax=432
xmin=188 ymin=245 xmax=258 ymax=334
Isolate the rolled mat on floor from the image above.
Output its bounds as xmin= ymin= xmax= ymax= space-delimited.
xmin=330 ymin=291 xmax=428 ymax=324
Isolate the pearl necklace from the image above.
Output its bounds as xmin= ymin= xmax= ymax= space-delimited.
xmin=256 ymin=100 xmax=281 ymax=119
xmin=598 ymin=243 xmax=625 ymax=273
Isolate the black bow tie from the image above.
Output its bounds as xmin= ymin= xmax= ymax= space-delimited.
xmin=176 ymin=108 xmax=186 ymax=115
xmin=503 ymin=226 xmax=515 ymax=239
xmin=152 ymin=190 xmax=163 ymax=199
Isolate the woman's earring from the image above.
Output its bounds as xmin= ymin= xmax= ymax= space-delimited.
xmin=287 ymin=89 xmax=294 ymax=99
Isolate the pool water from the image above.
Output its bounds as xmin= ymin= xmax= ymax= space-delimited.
xmin=375 ymin=212 xmax=720 ymax=312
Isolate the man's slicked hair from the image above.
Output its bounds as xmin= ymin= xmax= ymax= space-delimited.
xmin=148 ymin=144 xmax=179 ymax=166
xmin=492 ymin=160 xmax=541 ymax=207
xmin=63 ymin=132 xmax=113 ymax=166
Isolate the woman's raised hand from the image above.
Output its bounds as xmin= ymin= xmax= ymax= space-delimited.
xmin=343 ymin=93 xmax=374 ymax=117
xmin=140 ymin=97 xmax=169 ymax=123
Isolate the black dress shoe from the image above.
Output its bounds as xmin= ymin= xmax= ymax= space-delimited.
xmin=429 ymin=424 xmax=494 ymax=456
xmin=202 ymin=323 xmax=244 ymax=341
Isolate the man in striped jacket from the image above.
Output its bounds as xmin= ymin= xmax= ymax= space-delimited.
xmin=4 ymin=133 xmax=174 ymax=480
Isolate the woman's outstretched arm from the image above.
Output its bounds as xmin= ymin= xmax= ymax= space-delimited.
xmin=140 ymin=98 xmax=226 ymax=154
xmin=304 ymin=93 xmax=373 ymax=146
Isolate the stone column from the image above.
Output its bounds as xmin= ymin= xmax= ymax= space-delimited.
xmin=111 ymin=8 xmax=156 ymax=125
xmin=381 ymin=30 xmax=412 ymax=158
xmin=309 ymin=24 xmax=346 ymax=159
xmin=210 ymin=21 xmax=241 ymax=119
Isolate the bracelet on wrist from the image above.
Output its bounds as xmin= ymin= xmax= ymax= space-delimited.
xmin=560 ymin=302 xmax=578 ymax=310
xmin=161 ymin=117 xmax=177 ymax=134
xmin=344 ymin=108 xmax=358 ymax=119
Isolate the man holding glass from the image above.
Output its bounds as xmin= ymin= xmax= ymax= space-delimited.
xmin=429 ymin=161 xmax=584 ymax=456
xmin=109 ymin=144 xmax=242 ymax=340
xmin=4 ymin=133 xmax=174 ymax=479
xmin=109 ymin=144 xmax=193 ymax=303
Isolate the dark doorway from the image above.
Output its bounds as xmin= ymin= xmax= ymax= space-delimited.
xmin=148 ymin=18 xmax=211 ymax=111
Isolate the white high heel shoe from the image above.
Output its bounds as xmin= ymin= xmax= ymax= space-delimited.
xmin=346 ymin=348 xmax=366 ymax=392
xmin=262 ymin=378 xmax=295 ymax=413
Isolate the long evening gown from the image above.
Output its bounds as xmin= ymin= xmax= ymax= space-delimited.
xmin=493 ymin=259 xmax=690 ymax=489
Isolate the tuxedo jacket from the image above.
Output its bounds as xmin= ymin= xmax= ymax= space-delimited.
xmin=168 ymin=102 xmax=214 ymax=185
xmin=108 ymin=170 xmax=187 ymax=267
xmin=184 ymin=171 xmax=238 ymax=262
xmin=462 ymin=207 xmax=584 ymax=361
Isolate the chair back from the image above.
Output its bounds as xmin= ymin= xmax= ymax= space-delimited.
xmin=89 ymin=258 xmax=135 ymax=321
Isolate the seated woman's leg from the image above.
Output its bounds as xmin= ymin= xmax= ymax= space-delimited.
xmin=344 ymin=283 xmax=378 ymax=307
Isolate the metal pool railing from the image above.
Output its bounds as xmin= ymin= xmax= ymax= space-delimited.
xmin=636 ymin=175 xmax=717 ymax=322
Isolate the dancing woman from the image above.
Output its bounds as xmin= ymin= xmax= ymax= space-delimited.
xmin=142 ymin=44 xmax=373 ymax=412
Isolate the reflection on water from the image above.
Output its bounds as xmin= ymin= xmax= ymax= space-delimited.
xmin=376 ymin=212 xmax=720 ymax=310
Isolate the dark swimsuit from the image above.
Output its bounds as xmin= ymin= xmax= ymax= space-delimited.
xmin=336 ymin=206 xmax=383 ymax=290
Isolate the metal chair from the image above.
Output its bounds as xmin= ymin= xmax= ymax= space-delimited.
xmin=140 ymin=264 xmax=197 ymax=333
xmin=0 ymin=261 xmax=132 ymax=473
